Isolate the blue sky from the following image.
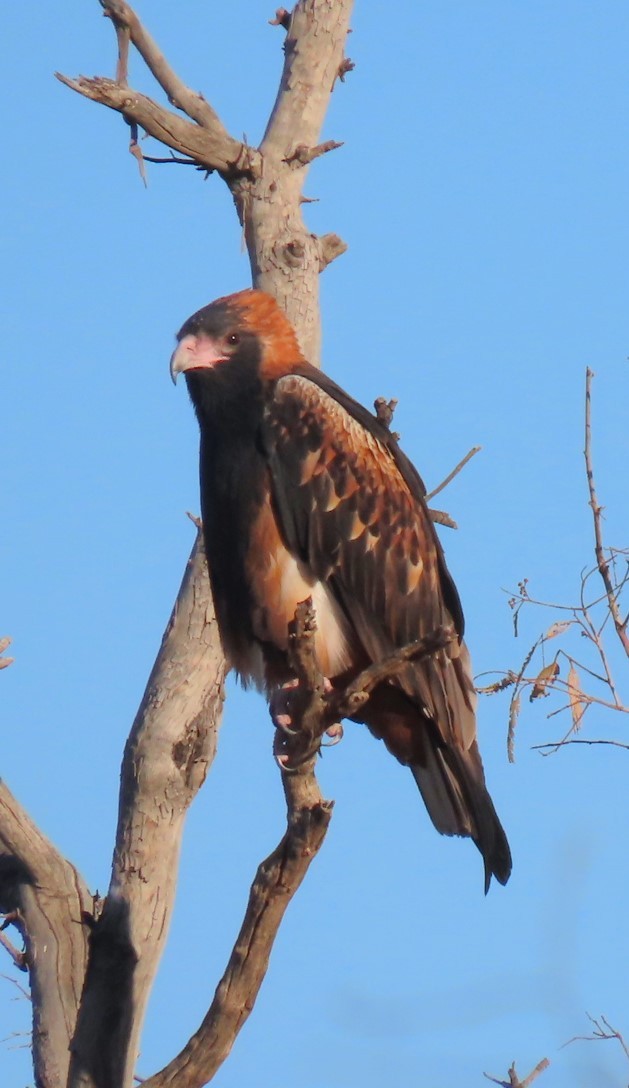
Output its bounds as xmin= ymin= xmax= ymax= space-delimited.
xmin=3 ymin=2 xmax=629 ymax=1085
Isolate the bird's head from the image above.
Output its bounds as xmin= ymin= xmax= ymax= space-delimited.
xmin=170 ymin=289 xmax=305 ymax=386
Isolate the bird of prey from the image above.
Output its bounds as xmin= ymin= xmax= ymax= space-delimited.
xmin=171 ymin=289 xmax=511 ymax=891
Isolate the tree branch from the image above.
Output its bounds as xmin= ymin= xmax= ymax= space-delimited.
xmin=144 ymin=603 xmax=454 ymax=1088
xmin=584 ymin=368 xmax=629 ymax=658
xmin=484 ymin=1058 xmax=550 ymax=1088
xmin=54 ymin=74 xmax=259 ymax=180
xmin=141 ymin=787 xmax=332 ymax=1088
xmin=101 ymin=0 xmax=229 ymax=131
xmin=141 ymin=601 xmax=333 ymax=1087
xmin=0 ymin=782 xmax=92 ymax=1088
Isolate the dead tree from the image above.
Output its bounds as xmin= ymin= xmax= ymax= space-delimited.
xmin=0 ymin=3 xmax=355 ymax=1086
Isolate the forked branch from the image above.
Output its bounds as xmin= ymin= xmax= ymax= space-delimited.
xmin=484 ymin=1058 xmax=550 ymax=1088
xmin=142 ymin=602 xmax=454 ymax=1088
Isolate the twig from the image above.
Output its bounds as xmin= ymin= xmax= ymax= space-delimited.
xmin=128 ymin=120 xmax=148 ymax=187
xmin=426 ymin=446 xmax=481 ymax=501
xmin=333 ymin=626 xmax=456 ymax=720
xmin=269 ymin=8 xmax=291 ymax=29
xmin=428 ymin=507 xmax=458 ymax=530
xmin=101 ymin=0 xmax=227 ymax=131
xmin=533 ymin=738 xmax=629 ymax=754
xmin=318 ymin=232 xmax=348 ymax=270
xmin=142 ymin=154 xmax=202 ymax=167
xmin=335 ymin=56 xmax=355 ymax=85
xmin=577 ymin=566 xmax=623 ymax=706
xmin=507 ymin=636 xmax=542 ymax=762
xmin=0 ymin=925 xmax=27 ymax=972
xmin=585 ymin=368 xmax=629 ymax=658
xmin=373 ymin=396 xmax=400 ymax=441
xmin=484 ymin=1058 xmax=550 ymax=1087
xmin=0 ymin=635 xmax=14 ymax=670
xmin=284 ymin=139 xmax=344 ymax=166
xmin=114 ymin=22 xmax=130 ymax=85
xmin=476 ymin=672 xmax=518 ymax=695
xmin=563 ymin=1013 xmax=629 ymax=1063
xmin=0 ymin=972 xmax=31 ymax=1001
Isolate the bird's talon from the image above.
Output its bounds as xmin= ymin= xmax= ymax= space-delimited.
xmin=274 ymin=713 xmax=298 ymax=735
xmin=322 ymin=723 xmax=344 ymax=748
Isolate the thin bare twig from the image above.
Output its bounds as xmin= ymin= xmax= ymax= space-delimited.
xmin=142 ymin=154 xmax=202 ymax=167
xmin=114 ymin=22 xmax=130 ymax=85
xmin=128 ymin=120 xmax=148 ymax=186
xmin=334 ymin=626 xmax=456 ymax=720
xmin=506 ymin=636 xmax=542 ymax=762
xmin=533 ymin=738 xmax=629 ymax=754
xmin=585 ymin=368 xmax=629 ymax=658
xmin=577 ymin=566 xmax=623 ymax=706
xmin=563 ymin=1013 xmax=629 ymax=1063
xmin=0 ymin=972 xmax=31 ymax=1001
xmin=102 ymin=0 xmax=227 ymax=131
xmin=426 ymin=445 xmax=481 ymax=501
xmin=0 ymin=926 xmax=27 ymax=972
xmin=484 ymin=1058 xmax=550 ymax=1087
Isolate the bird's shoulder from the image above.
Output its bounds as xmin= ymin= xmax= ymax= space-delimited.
xmin=264 ymin=364 xmax=428 ymax=504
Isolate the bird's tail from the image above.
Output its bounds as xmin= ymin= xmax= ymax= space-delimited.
xmin=410 ymin=738 xmax=512 ymax=893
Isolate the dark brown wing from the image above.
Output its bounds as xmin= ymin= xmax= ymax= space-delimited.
xmin=263 ymin=368 xmax=475 ymax=745
xmin=263 ymin=367 xmax=511 ymax=890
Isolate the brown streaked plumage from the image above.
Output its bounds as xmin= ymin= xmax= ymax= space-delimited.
xmin=171 ymin=288 xmax=512 ymax=891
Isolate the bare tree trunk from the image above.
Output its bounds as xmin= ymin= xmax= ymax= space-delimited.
xmin=1 ymin=3 xmax=354 ymax=1085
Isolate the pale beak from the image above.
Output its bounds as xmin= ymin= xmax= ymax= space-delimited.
xmin=170 ymin=334 xmax=228 ymax=384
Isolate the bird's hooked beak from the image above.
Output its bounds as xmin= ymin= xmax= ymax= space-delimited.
xmin=170 ymin=334 xmax=229 ymax=384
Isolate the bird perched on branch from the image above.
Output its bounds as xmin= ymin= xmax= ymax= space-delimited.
xmin=171 ymin=289 xmax=511 ymax=891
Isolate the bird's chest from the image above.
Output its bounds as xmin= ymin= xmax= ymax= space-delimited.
xmin=199 ymin=433 xmax=351 ymax=687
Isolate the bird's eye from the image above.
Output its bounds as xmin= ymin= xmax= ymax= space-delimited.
xmin=226 ymin=332 xmax=240 ymax=347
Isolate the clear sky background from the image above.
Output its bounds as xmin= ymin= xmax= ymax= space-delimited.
xmin=3 ymin=3 xmax=629 ymax=1085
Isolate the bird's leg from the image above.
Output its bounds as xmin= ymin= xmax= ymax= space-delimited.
xmin=271 ymin=676 xmax=344 ymax=768
xmin=269 ymin=678 xmax=301 ymax=735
